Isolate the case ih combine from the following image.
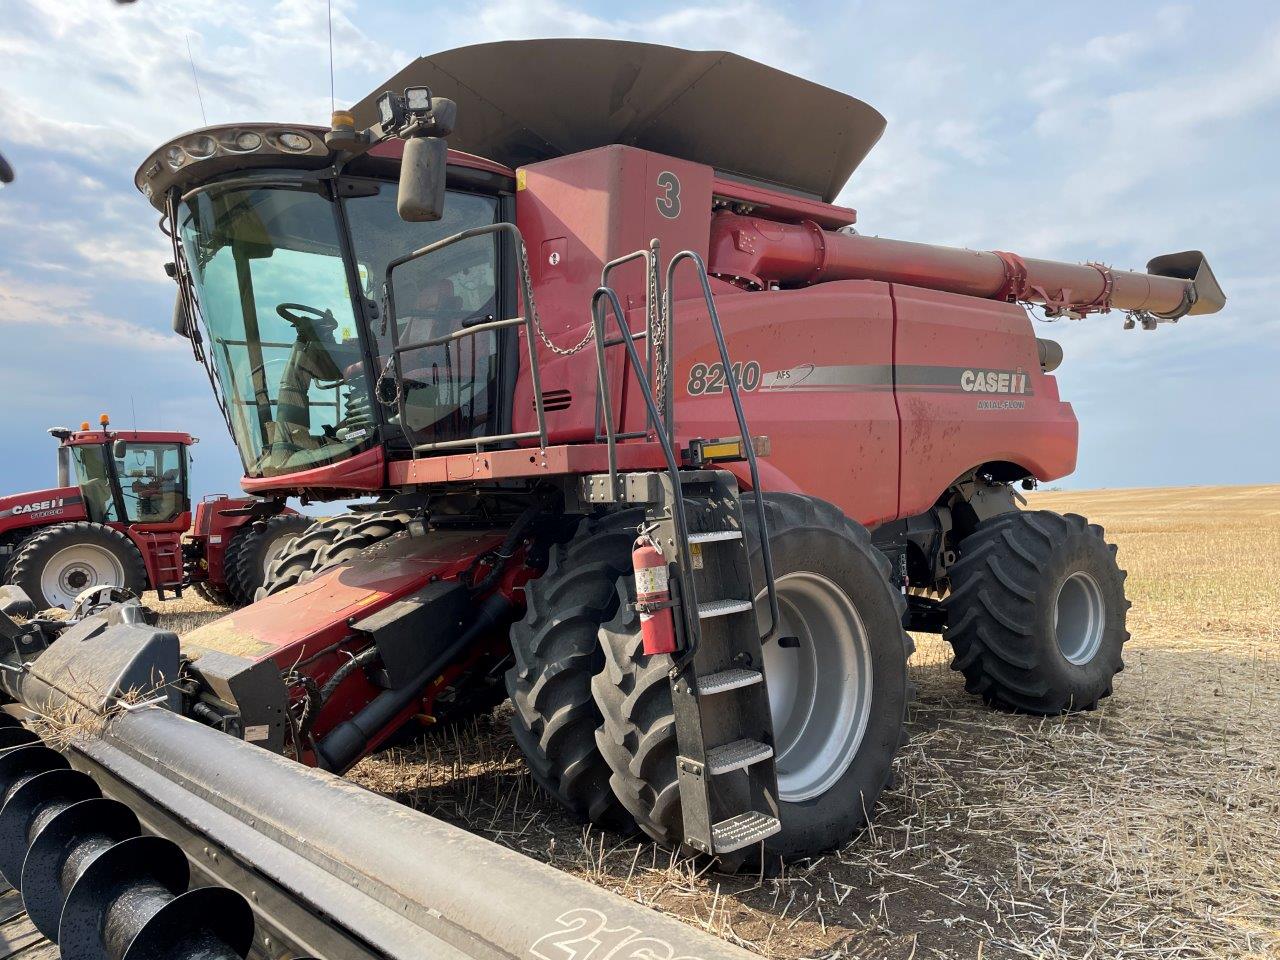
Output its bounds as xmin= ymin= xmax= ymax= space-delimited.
xmin=0 ymin=40 xmax=1224 ymax=959
xmin=0 ymin=418 xmax=308 ymax=609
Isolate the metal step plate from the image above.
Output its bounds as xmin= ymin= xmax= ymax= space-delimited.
xmin=696 ymin=667 xmax=763 ymax=696
xmin=687 ymin=530 xmax=743 ymax=544
xmin=706 ymin=739 xmax=773 ymax=775
xmin=711 ymin=811 xmax=781 ymax=853
xmin=696 ymin=599 xmax=753 ymax=620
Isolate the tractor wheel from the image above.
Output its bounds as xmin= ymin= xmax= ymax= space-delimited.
xmin=505 ymin=510 xmax=642 ymax=829
xmin=8 ymin=522 xmax=147 ymax=610
xmin=191 ymin=580 xmax=234 ymax=607
xmin=225 ymin=514 xmax=315 ymax=604
xmin=942 ymin=510 xmax=1129 ymax=714
xmin=259 ymin=512 xmax=411 ymax=598
xmin=591 ymin=494 xmax=911 ymax=859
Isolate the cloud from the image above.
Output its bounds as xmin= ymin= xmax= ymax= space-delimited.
xmin=0 ymin=270 xmax=176 ymax=350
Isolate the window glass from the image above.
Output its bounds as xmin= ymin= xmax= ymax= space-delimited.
xmin=344 ymin=184 xmax=501 ymax=448
xmin=115 ymin=443 xmax=185 ymax=523
xmin=69 ymin=445 xmax=118 ymax=523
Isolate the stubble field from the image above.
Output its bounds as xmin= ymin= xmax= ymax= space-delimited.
xmin=159 ymin=484 xmax=1280 ymax=960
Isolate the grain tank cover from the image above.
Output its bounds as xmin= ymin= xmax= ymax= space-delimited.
xmin=352 ymin=39 xmax=886 ymax=203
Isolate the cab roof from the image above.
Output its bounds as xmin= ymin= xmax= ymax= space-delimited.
xmin=352 ymin=39 xmax=886 ymax=203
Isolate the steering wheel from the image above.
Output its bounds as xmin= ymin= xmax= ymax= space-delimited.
xmin=276 ymin=302 xmax=337 ymax=330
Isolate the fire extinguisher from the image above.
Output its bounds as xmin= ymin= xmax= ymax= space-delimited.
xmin=633 ymin=535 xmax=678 ymax=655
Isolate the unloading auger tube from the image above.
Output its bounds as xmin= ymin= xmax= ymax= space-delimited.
xmin=707 ymin=211 xmax=1226 ymax=322
xmin=0 ymin=606 xmax=758 ymax=960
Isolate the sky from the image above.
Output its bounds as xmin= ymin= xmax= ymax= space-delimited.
xmin=0 ymin=0 xmax=1276 ymax=502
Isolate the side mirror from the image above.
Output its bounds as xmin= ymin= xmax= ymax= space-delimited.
xmin=112 ymin=439 xmax=127 ymax=459
xmin=172 ymin=294 xmax=190 ymax=338
xmin=397 ymin=136 xmax=447 ymax=222
xmin=0 ymin=151 xmax=13 ymax=185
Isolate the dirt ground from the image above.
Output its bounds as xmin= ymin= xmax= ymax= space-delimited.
xmin=157 ymin=484 xmax=1280 ymax=960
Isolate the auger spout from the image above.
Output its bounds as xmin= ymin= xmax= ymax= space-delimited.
xmin=707 ymin=211 xmax=1226 ymax=321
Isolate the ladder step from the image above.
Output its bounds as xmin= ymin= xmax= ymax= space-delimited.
xmin=687 ymin=530 xmax=743 ymax=544
xmin=697 ymin=668 xmax=763 ymax=696
xmin=697 ymin=599 xmax=753 ymax=620
xmin=712 ymin=811 xmax=781 ymax=853
xmin=706 ymin=739 xmax=773 ymax=775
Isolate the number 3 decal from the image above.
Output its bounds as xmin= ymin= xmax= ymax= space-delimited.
xmin=655 ymin=171 xmax=681 ymax=219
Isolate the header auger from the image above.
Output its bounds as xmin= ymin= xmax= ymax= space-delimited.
xmin=0 ymin=38 xmax=1222 ymax=958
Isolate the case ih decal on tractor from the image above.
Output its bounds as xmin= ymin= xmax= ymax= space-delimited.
xmin=0 ymin=417 xmax=309 ymax=609
xmin=0 ymin=40 xmax=1224 ymax=960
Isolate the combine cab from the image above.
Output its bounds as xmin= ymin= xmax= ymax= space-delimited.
xmin=0 ymin=39 xmax=1224 ymax=958
xmin=0 ymin=419 xmax=308 ymax=609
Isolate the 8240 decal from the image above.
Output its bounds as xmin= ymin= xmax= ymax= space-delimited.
xmin=686 ymin=361 xmax=762 ymax=396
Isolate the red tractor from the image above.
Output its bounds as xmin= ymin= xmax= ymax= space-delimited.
xmin=0 ymin=417 xmax=310 ymax=609
xmin=0 ymin=40 xmax=1227 ymax=960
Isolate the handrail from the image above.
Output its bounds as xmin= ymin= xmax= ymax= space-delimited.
xmin=591 ymin=286 xmax=704 ymax=660
xmin=591 ymin=247 xmax=781 ymax=659
xmin=665 ymin=251 xmax=780 ymax=644
xmin=383 ymin=222 xmax=548 ymax=454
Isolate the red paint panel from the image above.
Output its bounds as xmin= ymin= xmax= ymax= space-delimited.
xmin=239 ymin=444 xmax=387 ymax=497
xmin=892 ymin=285 xmax=1077 ymax=518
xmin=668 ymin=281 xmax=900 ymax=527
xmin=0 ymin=486 xmax=87 ymax=536
xmin=513 ymin=146 xmax=713 ymax=446
xmin=183 ymin=529 xmax=505 ymax=669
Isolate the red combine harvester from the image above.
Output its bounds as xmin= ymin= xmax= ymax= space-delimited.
xmin=0 ymin=41 xmax=1224 ymax=959
xmin=0 ymin=417 xmax=308 ymax=608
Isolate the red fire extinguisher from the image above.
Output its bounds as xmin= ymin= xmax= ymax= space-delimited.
xmin=633 ymin=535 xmax=678 ymax=655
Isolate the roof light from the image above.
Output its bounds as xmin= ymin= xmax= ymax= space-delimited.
xmin=277 ymin=131 xmax=311 ymax=152
xmin=80 ymin=422 xmax=91 ymax=431
xmin=165 ymin=145 xmax=187 ymax=170
xmin=99 ymin=414 xmax=110 ymax=427
xmin=231 ymin=131 xmax=262 ymax=152
xmin=185 ymin=134 xmax=217 ymax=159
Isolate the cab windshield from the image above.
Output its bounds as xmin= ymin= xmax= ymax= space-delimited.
xmin=177 ymin=176 xmax=500 ymax=478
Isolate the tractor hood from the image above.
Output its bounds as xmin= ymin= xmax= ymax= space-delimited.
xmin=0 ymin=486 xmax=86 ymax=535
xmin=354 ymin=39 xmax=887 ymax=203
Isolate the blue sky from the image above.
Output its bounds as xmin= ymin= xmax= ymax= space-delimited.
xmin=0 ymin=0 xmax=1276 ymax=501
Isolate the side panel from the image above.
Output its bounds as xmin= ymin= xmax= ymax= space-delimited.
xmin=0 ymin=486 xmax=87 ymax=536
xmin=670 ymin=281 xmax=901 ymax=527
xmin=892 ymin=285 xmax=1078 ymax=518
xmin=513 ymin=145 xmax=713 ymax=444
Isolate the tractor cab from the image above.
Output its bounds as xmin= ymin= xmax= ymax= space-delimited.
xmin=51 ymin=419 xmax=193 ymax=528
xmin=146 ymin=131 xmax=512 ymax=486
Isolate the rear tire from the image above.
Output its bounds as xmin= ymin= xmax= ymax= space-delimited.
xmin=504 ymin=511 xmax=641 ymax=829
xmin=942 ymin=510 xmax=1129 ymax=714
xmin=260 ymin=512 xmax=411 ymax=598
xmin=591 ymin=494 xmax=911 ymax=858
xmin=191 ymin=580 xmax=234 ymax=606
xmin=8 ymin=522 xmax=147 ymax=610
xmin=225 ymin=514 xmax=314 ymax=604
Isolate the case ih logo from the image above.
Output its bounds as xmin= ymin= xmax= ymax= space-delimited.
xmin=960 ymin=368 xmax=1031 ymax=395
xmin=6 ymin=498 xmax=66 ymax=516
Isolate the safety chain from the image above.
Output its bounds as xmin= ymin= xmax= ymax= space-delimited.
xmin=647 ymin=249 xmax=668 ymax=424
xmin=520 ymin=241 xmax=596 ymax=357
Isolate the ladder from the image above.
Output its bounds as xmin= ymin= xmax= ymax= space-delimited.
xmin=584 ymin=247 xmax=783 ymax=855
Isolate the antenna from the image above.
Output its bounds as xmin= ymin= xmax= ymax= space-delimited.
xmin=186 ymin=35 xmax=208 ymax=125
xmin=130 ymin=395 xmax=137 ymax=436
xmin=327 ymin=0 xmax=336 ymax=113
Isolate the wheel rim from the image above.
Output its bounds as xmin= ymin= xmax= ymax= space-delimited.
xmin=758 ymin=571 xmax=874 ymax=803
xmin=1053 ymin=570 xmax=1106 ymax=665
xmin=39 ymin=544 xmax=126 ymax=609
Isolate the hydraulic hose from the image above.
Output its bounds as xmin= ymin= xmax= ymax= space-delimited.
xmin=315 ymin=592 xmax=513 ymax=771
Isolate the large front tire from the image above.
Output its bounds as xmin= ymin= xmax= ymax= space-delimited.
xmin=504 ymin=511 xmax=641 ymax=829
xmin=592 ymin=495 xmax=911 ymax=858
xmin=260 ymin=512 xmax=411 ymax=598
xmin=225 ymin=513 xmax=314 ymax=604
xmin=8 ymin=522 xmax=147 ymax=610
xmin=942 ymin=510 xmax=1129 ymax=714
